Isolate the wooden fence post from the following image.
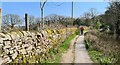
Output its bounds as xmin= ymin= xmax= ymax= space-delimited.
xmin=25 ymin=13 xmax=29 ymax=31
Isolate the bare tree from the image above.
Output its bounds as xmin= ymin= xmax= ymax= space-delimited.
xmin=35 ymin=17 xmax=41 ymax=30
xmin=84 ymin=8 xmax=98 ymax=27
xmin=45 ymin=14 xmax=59 ymax=22
xmin=83 ymin=12 xmax=91 ymax=19
xmin=2 ymin=14 xmax=21 ymax=30
xmin=89 ymin=8 xmax=98 ymax=18
xmin=45 ymin=14 xmax=65 ymax=25
xmin=40 ymin=0 xmax=47 ymax=30
xmin=28 ymin=15 xmax=35 ymax=30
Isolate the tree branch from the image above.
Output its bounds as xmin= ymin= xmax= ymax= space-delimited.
xmin=40 ymin=0 xmax=47 ymax=9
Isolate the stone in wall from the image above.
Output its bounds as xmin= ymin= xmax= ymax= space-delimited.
xmin=20 ymin=49 xmax=27 ymax=55
xmin=9 ymin=49 xmax=14 ymax=54
xmin=21 ymin=31 xmax=28 ymax=37
xmin=0 ymin=39 xmax=3 ymax=44
xmin=16 ymin=31 xmax=24 ymax=38
xmin=5 ymin=34 xmax=12 ymax=41
xmin=4 ymin=56 xmax=11 ymax=63
xmin=0 ymin=33 xmax=6 ymax=38
xmin=26 ymin=31 xmax=32 ymax=37
xmin=11 ymin=52 xmax=18 ymax=60
xmin=3 ymin=41 xmax=11 ymax=46
xmin=0 ymin=43 xmax=3 ymax=54
xmin=17 ymin=41 xmax=22 ymax=45
xmin=10 ymin=32 xmax=20 ymax=41
xmin=3 ymin=45 xmax=11 ymax=50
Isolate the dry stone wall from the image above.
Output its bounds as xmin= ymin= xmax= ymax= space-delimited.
xmin=0 ymin=28 xmax=77 ymax=63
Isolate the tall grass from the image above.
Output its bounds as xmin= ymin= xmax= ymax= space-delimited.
xmin=84 ymin=30 xmax=120 ymax=64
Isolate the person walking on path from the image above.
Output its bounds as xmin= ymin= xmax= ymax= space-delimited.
xmin=80 ymin=26 xmax=84 ymax=35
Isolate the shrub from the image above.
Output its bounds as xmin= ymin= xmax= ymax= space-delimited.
xmin=84 ymin=30 xmax=120 ymax=63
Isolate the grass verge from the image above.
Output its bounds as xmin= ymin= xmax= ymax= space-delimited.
xmin=88 ymin=49 xmax=114 ymax=63
xmin=52 ymin=30 xmax=78 ymax=63
xmin=60 ymin=33 xmax=76 ymax=53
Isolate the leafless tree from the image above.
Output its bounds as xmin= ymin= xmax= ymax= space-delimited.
xmin=89 ymin=8 xmax=98 ymax=18
xmin=35 ymin=17 xmax=41 ymax=30
xmin=40 ymin=0 xmax=47 ymax=30
xmin=83 ymin=8 xmax=98 ymax=26
xmin=83 ymin=12 xmax=91 ymax=19
xmin=28 ymin=15 xmax=35 ymax=30
xmin=2 ymin=14 xmax=21 ymax=30
xmin=45 ymin=14 xmax=66 ymax=25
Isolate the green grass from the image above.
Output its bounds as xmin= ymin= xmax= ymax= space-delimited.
xmin=39 ymin=30 xmax=78 ymax=63
xmin=60 ymin=32 xmax=76 ymax=53
xmin=88 ymin=49 xmax=114 ymax=63
xmin=52 ymin=30 xmax=77 ymax=63
xmin=35 ymin=31 xmax=77 ymax=63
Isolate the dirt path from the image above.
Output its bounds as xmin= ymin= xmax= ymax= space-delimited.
xmin=60 ymin=35 xmax=93 ymax=63
xmin=74 ymin=35 xmax=93 ymax=63
xmin=60 ymin=35 xmax=79 ymax=63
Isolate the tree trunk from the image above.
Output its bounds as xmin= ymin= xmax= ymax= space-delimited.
xmin=41 ymin=8 xmax=44 ymax=29
xmin=0 ymin=9 xmax=1 ymax=32
xmin=115 ymin=19 xmax=120 ymax=39
xmin=11 ymin=24 xmax=14 ymax=30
